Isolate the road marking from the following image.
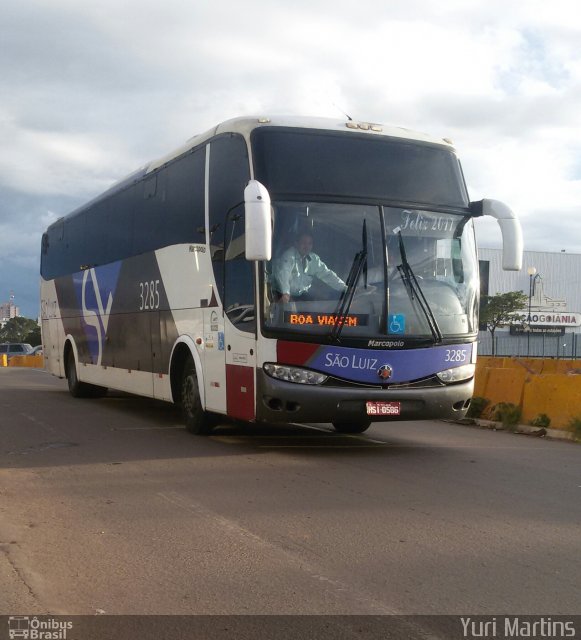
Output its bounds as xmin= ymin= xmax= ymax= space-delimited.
xmin=157 ymin=490 xmax=399 ymax=616
xmin=258 ymin=444 xmax=392 ymax=449
xmin=209 ymin=434 xmax=392 ymax=449
xmin=8 ymin=442 xmax=78 ymax=455
xmin=112 ymin=426 xmax=183 ymax=431
xmin=19 ymin=413 xmax=59 ymax=435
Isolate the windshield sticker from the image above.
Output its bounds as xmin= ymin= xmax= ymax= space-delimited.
xmin=284 ymin=312 xmax=369 ymax=327
xmin=388 ymin=314 xmax=406 ymax=335
xmin=399 ymin=210 xmax=457 ymax=235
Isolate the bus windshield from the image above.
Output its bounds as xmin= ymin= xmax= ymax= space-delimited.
xmin=262 ymin=203 xmax=479 ymax=342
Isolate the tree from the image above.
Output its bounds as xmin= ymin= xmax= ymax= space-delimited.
xmin=479 ymin=291 xmax=528 ymax=356
xmin=0 ymin=317 xmax=40 ymax=344
xmin=25 ymin=326 xmax=42 ymax=347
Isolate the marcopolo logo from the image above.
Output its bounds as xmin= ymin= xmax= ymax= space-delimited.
xmin=377 ymin=364 xmax=393 ymax=380
xmin=8 ymin=617 xmax=73 ymax=640
xmin=367 ymin=339 xmax=405 ymax=348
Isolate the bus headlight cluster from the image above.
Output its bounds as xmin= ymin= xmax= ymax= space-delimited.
xmin=264 ymin=363 xmax=328 ymax=385
xmin=436 ymin=364 xmax=475 ymax=384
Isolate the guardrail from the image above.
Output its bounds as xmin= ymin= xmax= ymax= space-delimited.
xmin=0 ymin=354 xmax=44 ymax=368
xmin=478 ymin=333 xmax=581 ymax=359
xmin=474 ymin=356 xmax=581 ymax=430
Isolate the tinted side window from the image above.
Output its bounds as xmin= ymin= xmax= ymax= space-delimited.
xmin=103 ymin=186 xmax=136 ymax=264
xmin=134 ymin=147 xmax=206 ymax=255
xmin=40 ymin=219 xmax=65 ymax=279
xmin=164 ymin=147 xmax=206 ymax=246
xmin=41 ymin=147 xmax=207 ymax=279
xmin=209 ymin=134 xmax=251 ymax=302
xmin=64 ymin=213 xmax=87 ymax=274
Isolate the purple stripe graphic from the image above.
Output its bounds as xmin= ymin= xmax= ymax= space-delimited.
xmin=306 ymin=343 xmax=473 ymax=384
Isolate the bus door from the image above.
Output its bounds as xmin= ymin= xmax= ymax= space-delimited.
xmin=222 ymin=208 xmax=257 ymax=421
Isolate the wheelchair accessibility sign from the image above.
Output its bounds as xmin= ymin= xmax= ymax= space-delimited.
xmin=388 ymin=314 xmax=405 ymax=335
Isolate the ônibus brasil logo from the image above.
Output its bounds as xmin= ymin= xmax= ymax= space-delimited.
xmin=8 ymin=617 xmax=73 ymax=640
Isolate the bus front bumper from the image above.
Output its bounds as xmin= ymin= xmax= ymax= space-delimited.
xmin=255 ymin=370 xmax=474 ymax=424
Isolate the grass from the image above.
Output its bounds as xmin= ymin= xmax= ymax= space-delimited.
xmin=568 ymin=417 xmax=581 ymax=441
xmin=492 ymin=402 xmax=522 ymax=431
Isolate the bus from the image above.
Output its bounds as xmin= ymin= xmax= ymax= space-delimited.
xmin=40 ymin=116 xmax=522 ymax=435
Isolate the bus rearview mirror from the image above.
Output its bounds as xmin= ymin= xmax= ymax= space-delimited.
xmin=472 ymin=199 xmax=523 ymax=271
xmin=244 ymin=180 xmax=272 ymax=261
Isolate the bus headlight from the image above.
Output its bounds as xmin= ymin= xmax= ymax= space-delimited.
xmin=436 ymin=364 xmax=475 ymax=384
xmin=264 ymin=363 xmax=328 ymax=385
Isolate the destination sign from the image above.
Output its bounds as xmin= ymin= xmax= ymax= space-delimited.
xmin=285 ymin=312 xmax=369 ymax=327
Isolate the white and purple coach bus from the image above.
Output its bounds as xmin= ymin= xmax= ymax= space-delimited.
xmin=41 ymin=117 xmax=522 ymax=434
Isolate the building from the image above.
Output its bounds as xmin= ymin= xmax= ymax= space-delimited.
xmin=478 ymin=248 xmax=581 ymax=358
xmin=0 ymin=292 xmax=20 ymax=328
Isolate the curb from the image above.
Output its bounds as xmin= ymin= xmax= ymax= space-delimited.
xmin=452 ymin=418 xmax=577 ymax=443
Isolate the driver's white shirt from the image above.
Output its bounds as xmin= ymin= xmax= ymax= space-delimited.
xmin=274 ymin=247 xmax=346 ymax=296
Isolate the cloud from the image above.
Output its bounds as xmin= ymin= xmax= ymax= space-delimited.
xmin=1 ymin=0 xmax=580 ymax=316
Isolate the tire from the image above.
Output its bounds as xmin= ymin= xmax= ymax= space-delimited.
xmin=66 ymin=349 xmax=108 ymax=398
xmin=181 ymin=357 xmax=215 ymax=435
xmin=332 ymin=421 xmax=371 ymax=434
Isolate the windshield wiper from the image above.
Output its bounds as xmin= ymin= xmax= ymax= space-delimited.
xmin=394 ymin=228 xmax=443 ymax=343
xmin=331 ymin=220 xmax=368 ymax=342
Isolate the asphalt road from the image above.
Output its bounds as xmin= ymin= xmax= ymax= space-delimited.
xmin=1 ymin=367 xmax=580 ymax=619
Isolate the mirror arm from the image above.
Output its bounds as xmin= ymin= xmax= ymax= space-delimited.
xmin=471 ymin=199 xmax=523 ymax=271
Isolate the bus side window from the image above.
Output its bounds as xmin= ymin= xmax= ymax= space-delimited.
xmin=224 ymin=206 xmax=255 ymax=332
xmin=208 ymin=134 xmax=251 ymax=303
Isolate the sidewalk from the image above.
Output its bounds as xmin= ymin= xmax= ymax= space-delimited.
xmin=454 ymin=417 xmax=578 ymax=443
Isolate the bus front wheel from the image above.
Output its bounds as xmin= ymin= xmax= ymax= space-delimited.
xmin=181 ymin=358 xmax=215 ymax=435
xmin=332 ymin=421 xmax=371 ymax=434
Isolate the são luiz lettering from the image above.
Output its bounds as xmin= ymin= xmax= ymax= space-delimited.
xmin=324 ymin=353 xmax=379 ymax=370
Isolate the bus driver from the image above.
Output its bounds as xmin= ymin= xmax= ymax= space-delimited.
xmin=273 ymin=231 xmax=347 ymax=303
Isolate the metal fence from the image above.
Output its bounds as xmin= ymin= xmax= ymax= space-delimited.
xmin=477 ymin=332 xmax=581 ymax=359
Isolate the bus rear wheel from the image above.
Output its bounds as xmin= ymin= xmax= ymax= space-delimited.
xmin=332 ymin=421 xmax=371 ymax=434
xmin=181 ymin=357 xmax=215 ymax=435
xmin=66 ymin=349 xmax=108 ymax=398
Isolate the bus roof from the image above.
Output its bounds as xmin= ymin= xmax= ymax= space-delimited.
xmin=49 ymin=116 xmax=456 ymax=228
xmin=147 ymin=115 xmax=455 ymax=172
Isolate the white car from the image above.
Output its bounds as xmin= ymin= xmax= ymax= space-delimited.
xmin=0 ymin=343 xmax=34 ymax=361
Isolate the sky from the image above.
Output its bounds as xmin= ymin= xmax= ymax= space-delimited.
xmin=1 ymin=0 xmax=580 ymax=318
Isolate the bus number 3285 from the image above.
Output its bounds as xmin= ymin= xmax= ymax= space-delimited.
xmin=139 ymin=280 xmax=160 ymax=310
xmin=444 ymin=349 xmax=467 ymax=362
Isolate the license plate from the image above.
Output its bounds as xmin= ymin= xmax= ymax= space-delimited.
xmin=366 ymin=401 xmax=401 ymax=416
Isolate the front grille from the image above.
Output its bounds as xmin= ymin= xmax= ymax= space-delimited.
xmin=322 ymin=375 xmax=444 ymax=390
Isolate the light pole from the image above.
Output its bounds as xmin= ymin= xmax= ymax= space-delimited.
xmin=527 ymin=266 xmax=540 ymax=357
